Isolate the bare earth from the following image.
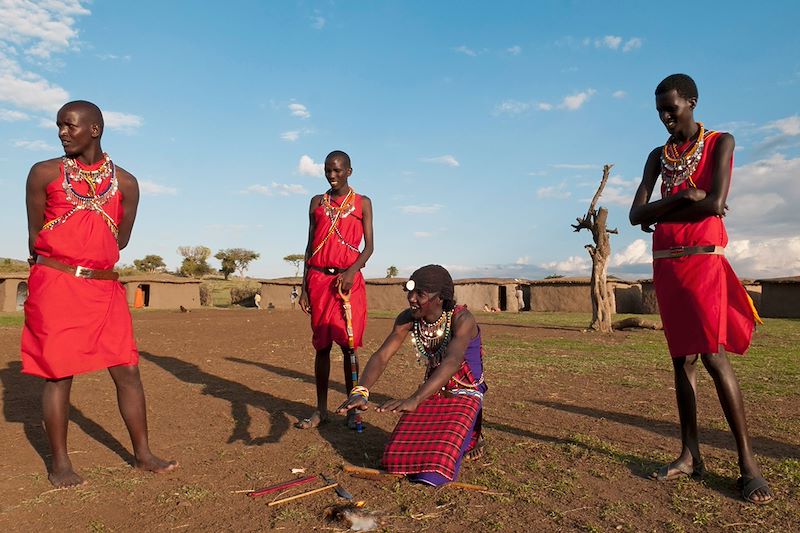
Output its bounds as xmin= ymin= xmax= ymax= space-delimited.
xmin=0 ymin=309 xmax=797 ymax=532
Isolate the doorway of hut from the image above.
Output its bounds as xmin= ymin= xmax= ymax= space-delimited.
xmin=498 ymin=286 xmax=507 ymax=311
xmin=135 ymin=284 xmax=151 ymax=308
xmin=15 ymin=282 xmax=28 ymax=311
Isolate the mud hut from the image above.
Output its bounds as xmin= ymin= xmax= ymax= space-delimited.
xmin=453 ymin=278 xmax=528 ymax=312
xmin=611 ymin=279 xmax=642 ymax=314
xmin=639 ymin=279 xmax=659 ymax=314
xmin=0 ymin=273 xmax=29 ymax=312
xmin=259 ymin=278 xmax=303 ymax=310
xmin=365 ymin=278 xmax=408 ymax=310
xmin=529 ymin=277 xmax=619 ymax=313
xmin=757 ymin=276 xmax=800 ymax=318
xmin=120 ymin=274 xmax=201 ymax=309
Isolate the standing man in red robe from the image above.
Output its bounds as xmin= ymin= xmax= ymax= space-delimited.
xmin=630 ymin=75 xmax=772 ymax=505
xmin=22 ymin=100 xmax=177 ymax=487
xmin=296 ymin=150 xmax=374 ymax=429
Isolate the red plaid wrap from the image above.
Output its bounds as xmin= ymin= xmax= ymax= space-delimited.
xmin=381 ymin=393 xmax=482 ymax=480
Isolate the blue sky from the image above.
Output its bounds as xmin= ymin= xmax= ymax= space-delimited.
xmin=1 ymin=0 xmax=798 ymax=280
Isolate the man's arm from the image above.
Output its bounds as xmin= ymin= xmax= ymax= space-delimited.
xmin=25 ymin=159 xmax=58 ymax=260
xmin=339 ymin=195 xmax=374 ymax=292
xmin=336 ymin=310 xmax=413 ymax=413
xmin=115 ymin=167 xmax=140 ymax=250
xmin=377 ymin=310 xmax=478 ymax=413
xmin=299 ymin=195 xmax=321 ymax=314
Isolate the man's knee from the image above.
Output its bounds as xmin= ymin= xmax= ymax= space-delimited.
xmin=109 ymin=364 xmax=142 ymax=387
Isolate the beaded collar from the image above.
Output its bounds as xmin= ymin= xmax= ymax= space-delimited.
xmin=411 ymin=309 xmax=453 ymax=366
xmin=660 ymin=122 xmax=705 ymax=196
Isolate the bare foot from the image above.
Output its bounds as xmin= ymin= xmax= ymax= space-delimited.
xmin=295 ymin=411 xmax=328 ymax=430
xmin=464 ymin=439 xmax=485 ymax=462
xmin=48 ymin=465 xmax=85 ymax=488
xmin=136 ymin=453 xmax=178 ymax=473
xmin=649 ymin=459 xmax=704 ymax=481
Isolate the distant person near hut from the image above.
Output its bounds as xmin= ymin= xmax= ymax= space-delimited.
xmin=629 ymin=74 xmax=771 ymax=505
xmin=21 ymin=100 xmax=177 ymax=488
xmin=296 ymin=150 xmax=374 ymax=429
xmin=290 ymin=286 xmax=299 ymax=310
xmin=338 ymin=265 xmax=486 ymax=486
xmin=254 ymin=292 xmax=262 ymax=309
xmin=515 ymin=285 xmax=524 ymax=312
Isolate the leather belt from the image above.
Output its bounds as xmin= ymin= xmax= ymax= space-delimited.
xmin=652 ymin=245 xmax=724 ymax=260
xmin=307 ymin=265 xmax=347 ymax=275
xmin=36 ymin=256 xmax=119 ymax=280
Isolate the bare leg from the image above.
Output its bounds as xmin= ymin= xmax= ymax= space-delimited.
xmin=108 ymin=364 xmax=177 ymax=473
xmin=42 ymin=376 xmax=84 ymax=487
xmin=651 ymin=355 xmax=704 ymax=480
xmin=295 ymin=346 xmax=331 ymax=429
xmin=701 ymin=351 xmax=772 ymax=503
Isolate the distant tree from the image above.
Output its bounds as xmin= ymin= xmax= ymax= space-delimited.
xmin=283 ymin=253 xmax=305 ymax=277
xmin=544 ymin=274 xmax=564 ymax=279
xmin=178 ymin=245 xmax=213 ymax=278
xmin=216 ymin=248 xmax=260 ymax=279
xmin=133 ymin=254 xmax=166 ymax=273
xmin=386 ymin=265 xmax=399 ymax=278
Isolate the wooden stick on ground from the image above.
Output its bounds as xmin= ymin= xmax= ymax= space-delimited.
xmin=443 ymin=481 xmax=490 ymax=492
xmin=342 ymin=464 xmax=403 ymax=479
xmin=267 ymin=483 xmax=338 ymax=507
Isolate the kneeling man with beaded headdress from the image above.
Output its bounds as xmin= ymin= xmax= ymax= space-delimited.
xmin=338 ymin=265 xmax=486 ymax=486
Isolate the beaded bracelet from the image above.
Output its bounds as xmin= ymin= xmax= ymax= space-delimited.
xmin=349 ymin=385 xmax=369 ymax=402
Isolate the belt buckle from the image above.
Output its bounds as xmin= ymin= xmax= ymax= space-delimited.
xmin=669 ymin=246 xmax=684 ymax=257
xmin=75 ymin=265 xmax=91 ymax=278
xmin=325 ymin=267 xmax=336 ymax=275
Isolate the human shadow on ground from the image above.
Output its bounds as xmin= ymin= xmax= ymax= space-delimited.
xmin=531 ymin=399 xmax=800 ymax=460
xmin=1 ymin=361 xmax=136 ymax=471
xmin=141 ymin=352 xmax=389 ymax=466
xmin=225 ymin=357 xmax=396 ymax=407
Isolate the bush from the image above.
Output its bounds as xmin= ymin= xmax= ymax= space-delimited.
xmin=199 ymin=284 xmax=212 ymax=306
xmin=230 ymin=284 xmax=260 ymax=306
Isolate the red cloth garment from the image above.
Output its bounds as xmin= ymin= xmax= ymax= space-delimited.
xmin=653 ymin=131 xmax=757 ymax=357
xmin=381 ymin=394 xmax=482 ymax=481
xmin=21 ymin=156 xmax=138 ymax=379
xmin=306 ymin=192 xmax=366 ymax=351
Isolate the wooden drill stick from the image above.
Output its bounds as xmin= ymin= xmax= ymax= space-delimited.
xmin=249 ymin=475 xmax=316 ymax=498
xmin=443 ymin=481 xmax=490 ymax=492
xmin=342 ymin=464 xmax=403 ymax=479
xmin=267 ymin=483 xmax=338 ymax=507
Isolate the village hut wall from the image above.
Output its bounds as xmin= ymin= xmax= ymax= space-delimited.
xmin=743 ymin=282 xmax=762 ymax=313
xmin=121 ymin=275 xmax=201 ymax=309
xmin=365 ymin=278 xmax=408 ymax=310
xmin=758 ymin=277 xmax=800 ymax=318
xmin=639 ymin=280 xmax=659 ymax=314
xmin=612 ymin=281 xmax=642 ymax=314
xmin=0 ymin=273 xmax=29 ymax=312
xmin=259 ymin=278 xmax=303 ymax=310
xmin=529 ymin=278 xmax=618 ymax=313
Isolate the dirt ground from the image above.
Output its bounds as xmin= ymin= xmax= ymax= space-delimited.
xmin=0 ymin=309 xmax=797 ymax=532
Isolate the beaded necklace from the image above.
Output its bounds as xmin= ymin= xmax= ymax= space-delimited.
xmin=42 ymin=153 xmax=119 ymax=237
xmin=310 ymin=188 xmax=360 ymax=257
xmin=660 ymin=122 xmax=705 ymax=196
xmin=411 ymin=309 xmax=453 ymax=366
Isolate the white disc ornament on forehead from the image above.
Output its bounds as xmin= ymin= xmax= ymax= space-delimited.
xmin=405 ymin=279 xmax=415 ymax=291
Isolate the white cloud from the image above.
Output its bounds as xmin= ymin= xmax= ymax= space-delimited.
xmin=399 ymin=204 xmax=443 ymax=214
xmin=764 ymin=115 xmax=800 ymax=136
xmin=506 ymin=45 xmax=521 ymax=55
xmin=559 ymin=89 xmax=596 ymax=111
xmin=0 ymin=67 xmax=70 ymax=112
xmin=421 ymin=155 xmax=460 ymax=167
xmin=595 ymin=35 xmax=622 ymax=50
xmin=0 ymin=0 xmax=90 ymax=59
xmin=610 ymin=239 xmax=651 ymax=267
xmin=602 ymin=175 xmax=639 ymax=205
xmin=288 ymin=102 xmax=310 ymax=119
xmin=453 ymin=45 xmax=477 ymax=57
xmin=494 ymin=99 xmax=530 ymax=115
xmin=540 ymin=255 xmax=590 ymax=274
xmin=281 ymin=130 xmax=300 ymax=142
xmin=612 ymin=90 xmax=627 ymax=99
xmin=0 ymin=108 xmax=29 ymax=121
xmin=311 ymin=16 xmax=325 ymax=30
xmin=537 ymin=102 xmax=554 ymax=111
xmin=623 ymin=38 xmax=642 ymax=52
xmin=414 ymin=231 xmax=433 ymax=238
xmin=298 ymin=154 xmax=323 ymax=177
xmin=97 ymin=53 xmax=131 ymax=61
xmin=13 ymin=139 xmax=56 ymax=151
xmin=245 ymin=183 xmax=308 ymax=196
xmin=726 ymin=237 xmax=800 ymax=278
xmin=103 ymin=110 xmax=143 ymax=132
xmin=536 ymin=182 xmax=571 ymax=199
xmin=139 ymin=180 xmax=177 ymax=196
xmin=515 ymin=256 xmax=530 ymax=265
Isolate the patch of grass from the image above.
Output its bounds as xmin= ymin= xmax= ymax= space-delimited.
xmin=0 ymin=312 xmax=24 ymax=327
xmin=87 ymin=520 xmax=111 ymax=533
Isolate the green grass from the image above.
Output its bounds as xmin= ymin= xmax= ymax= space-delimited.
xmin=0 ymin=312 xmax=24 ymax=327
xmin=201 ymin=278 xmax=261 ymax=307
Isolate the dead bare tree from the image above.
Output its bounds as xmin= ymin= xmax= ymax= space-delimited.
xmin=571 ymin=164 xmax=618 ymax=333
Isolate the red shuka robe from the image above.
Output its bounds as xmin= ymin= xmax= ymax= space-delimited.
xmin=653 ymin=130 xmax=758 ymax=357
xmin=21 ymin=156 xmax=138 ymax=379
xmin=306 ymin=192 xmax=366 ymax=351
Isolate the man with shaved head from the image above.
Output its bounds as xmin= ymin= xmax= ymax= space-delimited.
xmin=22 ymin=100 xmax=177 ymax=488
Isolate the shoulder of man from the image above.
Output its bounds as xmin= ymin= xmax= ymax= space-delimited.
xmin=114 ymin=164 xmax=137 ymax=185
xmin=28 ymin=158 xmax=61 ymax=186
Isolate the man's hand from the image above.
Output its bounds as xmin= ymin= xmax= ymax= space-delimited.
xmin=337 ymin=268 xmax=357 ymax=293
xmin=336 ymin=395 xmax=368 ymax=414
xmin=376 ymin=397 xmax=420 ymax=413
xmin=299 ymin=291 xmax=311 ymax=314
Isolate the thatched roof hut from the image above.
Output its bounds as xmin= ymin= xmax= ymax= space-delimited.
xmin=757 ymin=276 xmax=800 ymax=318
xmin=120 ymin=274 xmax=202 ymax=309
xmin=0 ymin=272 xmax=29 ymax=312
